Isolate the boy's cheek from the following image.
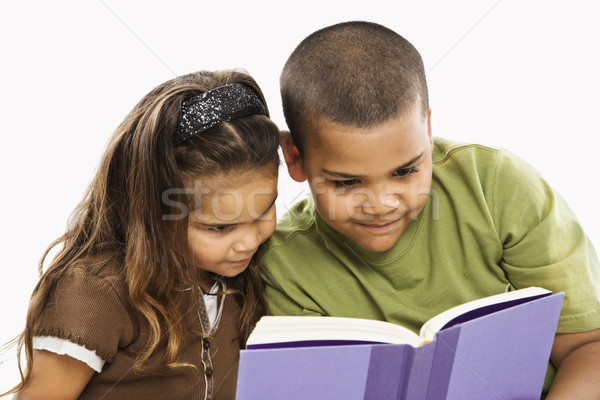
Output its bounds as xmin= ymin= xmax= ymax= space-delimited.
xmin=308 ymin=176 xmax=328 ymax=194
xmin=310 ymin=191 xmax=347 ymax=222
xmin=323 ymin=195 xmax=369 ymax=223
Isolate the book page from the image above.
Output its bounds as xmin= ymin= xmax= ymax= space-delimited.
xmin=246 ymin=316 xmax=424 ymax=348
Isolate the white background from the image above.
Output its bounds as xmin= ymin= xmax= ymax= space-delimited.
xmin=1 ymin=0 xmax=599 ymax=390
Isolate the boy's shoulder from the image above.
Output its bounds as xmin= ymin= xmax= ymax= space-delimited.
xmin=272 ymin=197 xmax=317 ymax=239
xmin=431 ymin=137 xmax=541 ymax=186
xmin=432 ymin=137 xmax=504 ymax=166
xmin=432 ymin=136 xmax=544 ymax=184
xmin=261 ymin=197 xmax=320 ymax=257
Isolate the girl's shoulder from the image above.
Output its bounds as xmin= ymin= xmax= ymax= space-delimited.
xmin=60 ymin=254 xmax=128 ymax=297
xmin=36 ymin=254 xmax=138 ymax=362
xmin=40 ymin=252 xmax=134 ymax=326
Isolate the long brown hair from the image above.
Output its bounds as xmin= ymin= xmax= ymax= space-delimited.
xmin=7 ymin=69 xmax=279 ymax=393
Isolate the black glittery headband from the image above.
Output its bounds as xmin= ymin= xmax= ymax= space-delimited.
xmin=174 ymin=83 xmax=268 ymax=144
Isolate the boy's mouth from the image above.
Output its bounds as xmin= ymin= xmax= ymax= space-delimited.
xmin=355 ymin=217 xmax=402 ymax=233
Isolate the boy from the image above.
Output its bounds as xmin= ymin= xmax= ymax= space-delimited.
xmin=260 ymin=21 xmax=600 ymax=398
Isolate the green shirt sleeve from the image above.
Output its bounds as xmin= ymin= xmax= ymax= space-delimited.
xmin=262 ymin=273 xmax=305 ymax=316
xmin=492 ymin=150 xmax=600 ymax=333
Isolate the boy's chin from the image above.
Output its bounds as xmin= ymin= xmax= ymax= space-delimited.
xmin=352 ymin=235 xmax=400 ymax=253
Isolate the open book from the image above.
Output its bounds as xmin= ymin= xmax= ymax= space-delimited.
xmin=237 ymin=287 xmax=564 ymax=400
xmin=245 ymin=286 xmax=554 ymax=349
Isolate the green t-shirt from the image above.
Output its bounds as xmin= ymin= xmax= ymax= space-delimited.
xmin=260 ymin=138 xmax=600 ymax=394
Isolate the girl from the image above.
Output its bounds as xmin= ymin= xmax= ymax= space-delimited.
xmin=6 ymin=70 xmax=280 ymax=399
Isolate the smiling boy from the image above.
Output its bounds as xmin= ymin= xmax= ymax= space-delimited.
xmin=291 ymin=106 xmax=433 ymax=253
xmin=260 ymin=21 xmax=600 ymax=398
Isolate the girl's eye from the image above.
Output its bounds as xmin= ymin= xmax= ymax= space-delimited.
xmin=333 ymin=179 xmax=359 ymax=188
xmin=209 ymin=225 xmax=232 ymax=234
xmin=394 ymin=166 xmax=418 ymax=178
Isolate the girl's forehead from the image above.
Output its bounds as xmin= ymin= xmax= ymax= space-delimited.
xmin=191 ymin=169 xmax=277 ymax=192
xmin=186 ymin=170 xmax=278 ymax=223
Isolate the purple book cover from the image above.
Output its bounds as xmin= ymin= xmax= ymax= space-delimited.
xmin=236 ymin=293 xmax=563 ymax=399
xmin=236 ymin=344 xmax=410 ymax=400
xmin=442 ymin=292 xmax=563 ymax=399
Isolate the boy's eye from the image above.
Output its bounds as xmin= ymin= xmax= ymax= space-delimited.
xmin=333 ymin=178 xmax=359 ymax=188
xmin=393 ymin=166 xmax=418 ymax=178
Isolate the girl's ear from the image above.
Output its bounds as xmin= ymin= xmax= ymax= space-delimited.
xmin=280 ymin=131 xmax=307 ymax=182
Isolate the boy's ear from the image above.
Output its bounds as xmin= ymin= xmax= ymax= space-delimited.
xmin=280 ymin=131 xmax=307 ymax=182
xmin=427 ymin=108 xmax=434 ymax=152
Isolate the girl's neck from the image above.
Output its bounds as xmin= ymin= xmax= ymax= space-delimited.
xmin=196 ymin=270 xmax=215 ymax=293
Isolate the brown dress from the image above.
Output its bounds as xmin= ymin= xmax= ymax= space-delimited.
xmin=34 ymin=259 xmax=242 ymax=399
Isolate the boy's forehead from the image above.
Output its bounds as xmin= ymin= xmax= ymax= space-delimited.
xmin=315 ymin=142 xmax=423 ymax=176
xmin=305 ymin=108 xmax=429 ymax=171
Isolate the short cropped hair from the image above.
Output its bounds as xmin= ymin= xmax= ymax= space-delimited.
xmin=280 ymin=21 xmax=429 ymax=153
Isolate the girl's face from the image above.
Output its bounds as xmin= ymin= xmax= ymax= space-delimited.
xmin=186 ymin=169 xmax=278 ymax=287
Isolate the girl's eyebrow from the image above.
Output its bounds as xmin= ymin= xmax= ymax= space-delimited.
xmin=196 ymin=221 xmax=234 ymax=228
xmin=321 ymin=150 xmax=426 ymax=178
xmin=255 ymin=193 xmax=278 ymax=219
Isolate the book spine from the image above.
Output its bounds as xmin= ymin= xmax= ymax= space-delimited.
xmin=397 ymin=346 xmax=415 ymax=400
xmin=363 ymin=344 xmax=410 ymax=399
xmin=424 ymin=325 xmax=461 ymax=400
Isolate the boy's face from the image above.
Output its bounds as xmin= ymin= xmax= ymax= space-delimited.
xmin=284 ymin=105 xmax=433 ymax=252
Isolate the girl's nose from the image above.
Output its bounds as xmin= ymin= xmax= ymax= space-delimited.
xmin=232 ymin=227 xmax=261 ymax=253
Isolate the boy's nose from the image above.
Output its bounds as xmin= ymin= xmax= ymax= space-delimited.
xmin=360 ymin=187 xmax=401 ymax=215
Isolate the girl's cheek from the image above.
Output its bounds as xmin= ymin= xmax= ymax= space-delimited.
xmin=260 ymin=217 xmax=277 ymax=240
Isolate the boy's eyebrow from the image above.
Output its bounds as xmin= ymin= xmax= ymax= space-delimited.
xmin=321 ymin=150 xmax=426 ymax=178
